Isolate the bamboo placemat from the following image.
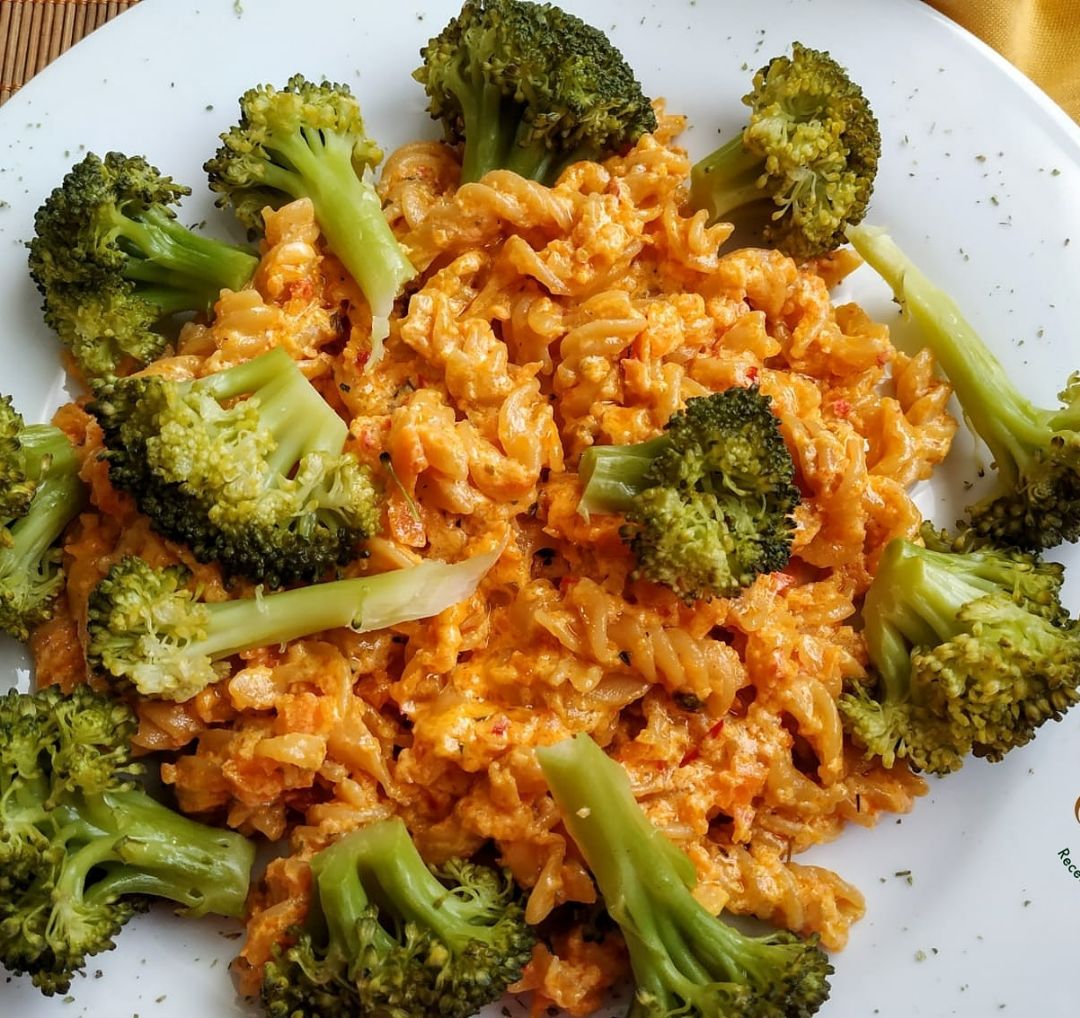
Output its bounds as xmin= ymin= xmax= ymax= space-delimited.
xmin=0 ymin=0 xmax=137 ymax=105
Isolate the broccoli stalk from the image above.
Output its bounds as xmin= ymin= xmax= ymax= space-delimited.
xmin=205 ymin=74 xmax=415 ymax=361
xmin=0 ymin=684 xmax=255 ymax=996
xmin=847 ymin=223 xmax=1080 ymax=550
xmin=840 ymin=525 xmax=1080 ymax=774
xmin=88 ymin=546 xmax=502 ymax=702
xmin=261 ymin=816 xmax=534 ymax=1018
xmin=537 ymin=733 xmax=832 ymax=1018
xmin=1 ymin=397 xmax=85 ymax=641
xmin=415 ymin=0 xmax=657 ymax=185
xmin=577 ymin=386 xmax=799 ymax=601
xmin=689 ymin=43 xmax=880 ymax=259
xmin=27 ymin=152 xmax=258 ymax=381
xmin=91 ymin=346 xmax=379 ymax=587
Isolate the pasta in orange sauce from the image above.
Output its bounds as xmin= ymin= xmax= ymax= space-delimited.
xmin=36 ymin=108 xmax=956 ymax=1014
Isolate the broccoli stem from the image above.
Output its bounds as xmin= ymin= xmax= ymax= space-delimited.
xmin=104 ymin=204 xmax=257 ymax=303
xmin=846 ymin=225 xmax=1046 ymax=487
xmin=577 ymin=436 xmax=668 ymax=515
xmin=863 ymin=539 xmax=1004 ymax=704
xmin=251 ymin=128 xmax=414 ymax=346
xmin=347 ymin=818 xmax=496 ymax=950
xmin=310 ymin=829 xmax=395 ymax=960
xmin=13 ymin=425 xmax=77 ymax=482
xmin=179 ymin=551 xmax=499 ymax=663
xmin=1 ymin=471 xmax=84 ymax=580
xmin=76 ymin=788 xmax=254 ymax=918
xmin=501 ymin=133 xmax=559 ymax=184
xmin=688 ymin=135 xmax=768 ymax=224
xmin=455 ymin=74 xmax=514 ymax=183
xmin=192 ymin=345 xmax=348 ymax=458
xmin=536 ymin=734 xmax=700 ymax=907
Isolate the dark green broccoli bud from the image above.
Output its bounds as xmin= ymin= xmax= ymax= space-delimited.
xmin=261 ymin=816 xmax=534 ymax=1018
xmin=847 ymin=223 xmax=1080 ymax=551
xmin=689 ymin=43 xmax=880 ymax=260
xmin=90 ymin=346 xmax=379 ymax=587
xmin=414 ymin=0 xmax=657 ymax=186
xmin=0 ymin=398 xmax=85 ymax=641
xmin=87 ymin=546 xmax=501 ymax=702
xmin=577 ymin=386 xmax=799 ymax=601
xmin=840 ymin=523 xmax=1080 ymax=775
xmin=27 ymin=152 xmax=258 ymax=381
xmin=0 ymin=684 xmax=255 ymax=996
xmin=205 ymin=74 xmax=415 ymax=362
xmin=537 ymin=733 xmax=833 ymax=1018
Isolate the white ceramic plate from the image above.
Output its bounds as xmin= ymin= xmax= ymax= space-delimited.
xmin=2 ymin=0 xmax=1079 ymax=1015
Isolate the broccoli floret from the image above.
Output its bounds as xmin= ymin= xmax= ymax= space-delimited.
xmin=414 ymin=0 xmax=657 ymax=186
xmin=90 ymin=346 xmax=379 ymax=586
xmin=839 ymin=524 xmax=1080 ymax=775
xmin=577 ymin=386 xmax=799 ymax=601
xmin=537 ymin=733 xmax=832 ymax=1018
xmin=205 ymin=74 xmax=415 ymax=362
xmin=87 ymin=547 xmax=501 ymax=702
xmin=0 ymin=397 xmax=85 ymax=641
xmin=27 ymin=152 xmax=258 ymax=381
xmin=847 ymin=223 xmax=1080 ymax=551
xmin=260 ymin=816 xmax=534 ymax=1018
xmin=0 ymin=684 xmax=254 ymax=996
xmin=689 ymin=43 xmax=880 ymax=260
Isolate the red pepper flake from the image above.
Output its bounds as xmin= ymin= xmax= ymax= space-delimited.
xmin=831 ymin=398 xmax=851 ymax=417
xmin=356 ymin=350 xmax=370 ymax=369
xmin=490 ymin=717 xmax=509 ymax=737
xmin=680 ymin=719 xmax=725 ymax=766
xmin=559 ymin=575 xmax=580 ymax=593
xmin=746 ymin=365 xmax=760 ymax=382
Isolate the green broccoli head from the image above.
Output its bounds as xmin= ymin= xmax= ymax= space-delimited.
xmin=205 ymin=74 xmax=415 ymax=360
xmin=578 ymin=386 xmax=800 ymax=601
xmin=840 ymin=525 xmax=1080 ymax=775
xmin=537 ymin=734 xmax=833 ymax=1018
xmin=87 ymin=547 xmax=502 ymax=703
xmin=0 ymin=684 xmax=255 ymax=996
xmin=0 ymin=401 xmax=85 ymax=641
xmin=1 ymin=397 xmax=38 ymax=524
xmin=27 ymin=152 xmax=258 ymax=381
xmin=415 ymin=0 xmax=657 ymax=185
xmin=690 ymin=42 xmax=880 ymax=259
xmin=90 ymin=347 xmax=379 ymax=587
xmin=261 ymin=818 xmax=534 ymax=1018
xmin=847 ymin=224 xmax=1080 ymax=551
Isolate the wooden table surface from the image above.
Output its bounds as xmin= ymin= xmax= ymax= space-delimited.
xmin=0 ymin=0 xmax=138 ymax=105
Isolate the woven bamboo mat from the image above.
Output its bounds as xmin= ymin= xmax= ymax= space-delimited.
xmin=0 ymin=0 xmax=137 ymax=105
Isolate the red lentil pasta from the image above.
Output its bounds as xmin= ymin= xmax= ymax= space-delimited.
xmin=34 ymin=107 xmax=955 ymax=1014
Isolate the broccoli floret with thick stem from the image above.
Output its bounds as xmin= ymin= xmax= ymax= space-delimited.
xmin=90 ymin=346 xmax=379 ymax=586
xmin=261 ymin=816 xmax=534 ymax=1018
xmin=0 ymin=684 xmax=254 ymax=996
xmin=414 ymin=0 xmax=657 ymax=186
xmin=87 ymin=547 xmax=501 ymax=702
xmin=205 ymin=74 xmax=415 ymax=362
xmin=537 ymin=733 xmax=832 ymax=1018
xmin=847 ymin=223 xmax=1080 ymax=551
xmin=0 ymin=398 xmax=85 ymax=641
xmin=577 ymin=386 xmax=799 ymax=601
xmin=839 ymin=523 xmax=1080 ymax=775
xmin=27 ymin=152 xmax=258 ymax=382
xmin=689 ymin=43 xmax=880 ymax=260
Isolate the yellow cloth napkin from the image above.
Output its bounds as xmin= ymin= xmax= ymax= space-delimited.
xmin=928 ymin=0 xmax=1080 ymax=120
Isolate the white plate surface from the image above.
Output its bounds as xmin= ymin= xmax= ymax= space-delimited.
xmin=2 ymin=0 xmax=1079 ymax=1015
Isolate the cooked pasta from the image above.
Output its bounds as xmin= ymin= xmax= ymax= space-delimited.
xmin=37 ymin=107 xmax=957 ymax=1014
